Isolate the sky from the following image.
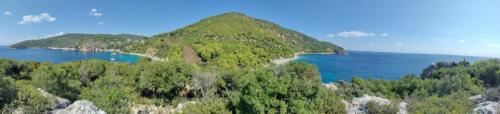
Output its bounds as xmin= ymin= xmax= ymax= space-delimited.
xmin=0 ymin=0 xmax=499 ymax=57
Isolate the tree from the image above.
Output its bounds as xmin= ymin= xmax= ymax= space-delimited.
xmin=0 ymin=77 xmax=17 ymax=109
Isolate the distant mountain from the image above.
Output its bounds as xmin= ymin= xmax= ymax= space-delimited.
xmin=11 ymin=33 xmax=147 ymax=51
xmin=124 ymin=12 xmax=344 ymax=68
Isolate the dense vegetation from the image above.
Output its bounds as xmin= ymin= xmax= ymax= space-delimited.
xmin=335 ymin=59 xmax=500 ymax=113
xmin=1 ymin=58 xmax=499 ymax=113
xmin=11 ymin=12 xmax=344 ymax=69
xmin=4 ymin=12 xmax=500 ymax=113
xmin=11 ymin=33 xmax=146 ymax=50
xmin=0 ymin=59 xmax=346 ymax=113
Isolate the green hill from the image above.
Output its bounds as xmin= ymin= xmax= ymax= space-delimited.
xmin=124 ymin=12 xmax=344 ymax=68
xmin=11 ymin=12 xmax=344 ymax=68
xmin=11 ymin=33 xmax=147 ymax=50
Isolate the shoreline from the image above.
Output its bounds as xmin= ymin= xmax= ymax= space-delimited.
xmin=47 ymin=47 xmax=165 ymax=62
xmin=272 ymin=52 xmax=338 ymax=65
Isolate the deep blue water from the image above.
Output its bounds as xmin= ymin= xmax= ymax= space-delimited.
xmin=0 ymin=46 xmax=490 ymax=82
xmin=0 ymin=46 xmax=139 ymax=63
xmin=297 ymin=51 xmax=489 ymax=83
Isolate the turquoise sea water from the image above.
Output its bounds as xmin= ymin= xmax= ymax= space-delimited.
xmin=297 ymin=51 xmax=488 ymax=83
xmin=0 ymin=46 xmax=139 ymax=63
xmin=0 ymin=46 xmax=490 ymax=83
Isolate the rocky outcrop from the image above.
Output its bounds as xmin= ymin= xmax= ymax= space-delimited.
xmin=130 ymin=101 xmax=195 ymax=114
xmin=421 ymin=61 xmax=459 ymax=78
xmin=37 ymin=88 xmax=71 ymax=109
xmin=322 ymin=83 xmax=338 ymax=91
xmin=342 ymin=94 xmax=391 ymax=114
xmin=474 ymin=101 xmax=500 ymax=114
xmin=53 ymin=100 xmax=106 ymax=114
xmin=342 ymin=94 xmax=408 ymax=114
xmin=398 ymin=102 xmax=407 ymax=114
xmin=470 ymin=95 xmax=500 ymax=114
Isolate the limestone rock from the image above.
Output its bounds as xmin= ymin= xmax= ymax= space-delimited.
xmin=37 ymin=88 xmax=71 ymax=109
xmin=474 ymin=101 xmax=500 ymax=114
xmin=342 ymin=94 xmax=391 ymax=114
xmin=322 ymin=83 xmax=338 ymax=91
xmin=397 ymin=102 xmax=407 ymax=114
xmin=53 ymin=100 xmax=106 ymax=114
xmin=130 ymin=101 xmax=195 ymax=114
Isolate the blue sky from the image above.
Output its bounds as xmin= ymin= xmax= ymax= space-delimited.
xmin=1 ymin=0 xmax=499 ymax=57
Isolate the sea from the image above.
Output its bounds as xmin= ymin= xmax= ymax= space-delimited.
xmin=0 ymin=46 xmax=139 ymax=63
xmin=0 ymin=46 xmax=489 ymax=82
xmin=296 ymin=51 xmax=488 ymax=83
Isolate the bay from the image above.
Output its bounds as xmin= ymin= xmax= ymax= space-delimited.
xmin=297 ymin=51 xmax=489 ymax=83
xmin=0 ymin=46 xmax=139 ymax=63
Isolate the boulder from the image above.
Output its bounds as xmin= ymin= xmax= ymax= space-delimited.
xmin=474 ymin=101 xmax=500 ymax=114
xmin=342 ymin=94 xmax=391 ymax=114
xmin=397 ymin=102 xmax=407 ymax=114
xmin=130 ymin=101 xmax=195 ymax=114
xmin=37 ymin=88 xmax=71 ymax=109
xmin=53 ymin=100 xmax=106 ymax=114
xmin=322 ymin=83 xmax=338 ymax=91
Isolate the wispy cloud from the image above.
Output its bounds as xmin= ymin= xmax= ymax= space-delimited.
xmin=327 ymin=31 xmax=387 ymax=38
xmin=4 ymin=11 xmax=11 ymax=16
xmin=337 ymin=31 xmax=374 ymax=38
xmin=43 ymin=32 xmax=64 ymax=38
xmin=381 ymin=33 xmax=388 ymax=37
xmin=18 ymin=13 xmax=56 ymax=24
xmin=89 ymin=8 xmax=103 ymax=17
xmin=97 ymin=22 xmax=104 ymax=25
xmin=459 ymin=39 xmax=465 ymax=43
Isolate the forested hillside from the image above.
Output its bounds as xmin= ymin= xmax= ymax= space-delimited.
xmin=12 ymin=12 xmax=344 ymax=69
xmin=11 ymin=33 xmax=146 ymax=51
xmin=124 ymin=12 xmax=344 ymax=69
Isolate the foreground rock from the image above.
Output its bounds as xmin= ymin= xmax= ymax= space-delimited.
xmin=342 ymin=94 xmax=391 ymax=114
xmin=130 ymin=101 xmax=195 ymax=114
xmin=474 ymin=101 xmax=500 ymax=114
xmin=37 ymin=88 xmax=71 ymax=109
xmin=322 ymin=83 xmax=337 ymax=91
xmin=53 ymin=100 xmax=106 ymax=114
xmin=342 ymin=94 xmax=408 ymax=114
xmin=398 ymin=102 xmax=407 ymax=114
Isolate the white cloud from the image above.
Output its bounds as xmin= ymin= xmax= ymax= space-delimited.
xmin=89 ymin=8 xmax=103 ymax=17
xmin=326 ymin=34 xmax=335 ymax=38
xmin=97 ymin=22 xmax=104 ymax=25
xmin=381 ymin=33 xmax=388 ymax=37
xmin=459 ymin=39 xmax=465 ymax=43
xmin=328 ymin=31 xmax=388 ymax=38
xmin=18 ymin=13 xmax=56 ymax=24
xmin=43 ymin=32 xmax=64 ymax=38
xmin=4 ymin=11 xmax=11 ymax=16
xmin=337 ymin=31 xmax=375 ymax=38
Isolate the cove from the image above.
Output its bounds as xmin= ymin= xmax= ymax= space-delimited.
xmin=0 ymin=46 xmax=139 ymax=63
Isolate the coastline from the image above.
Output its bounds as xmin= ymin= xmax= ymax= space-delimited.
xmin=272 ymin=52 xmax=338 ymax=65
xmin=47 ymin=47 xmax=165 ymax=62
